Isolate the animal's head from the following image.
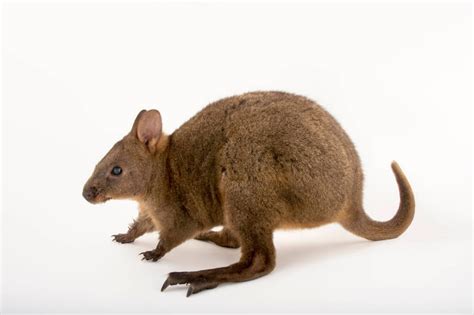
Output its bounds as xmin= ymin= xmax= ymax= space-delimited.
xmin=82 ymin=109 xmax=166 ymax=204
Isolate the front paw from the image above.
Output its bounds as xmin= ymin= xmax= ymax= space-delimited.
xmin=140 ymin=249 xmax=164 ymax=262
xmin=112 ymin=233 xmax=135 ymax=244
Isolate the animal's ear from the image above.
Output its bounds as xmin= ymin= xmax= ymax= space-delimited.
xmin=132 ymin=109 xmax=162 ymax=151
xmin=131 ymin=109 xmax=147 ymax=135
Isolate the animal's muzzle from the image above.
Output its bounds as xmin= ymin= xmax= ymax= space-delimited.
xmin=82 ymin=185 xmax=99 ymax=203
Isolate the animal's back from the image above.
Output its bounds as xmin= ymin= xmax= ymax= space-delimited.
xmin=170 ymin=91 xmax=362 ymax=228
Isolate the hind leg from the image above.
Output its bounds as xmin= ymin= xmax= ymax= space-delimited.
xmin=194 ymin=228 xmax=240 ymax=248
xmin=162 ymin=181 xmax=278 ymax=296
xmin=162 ymin=227 xmax=275 ymax=296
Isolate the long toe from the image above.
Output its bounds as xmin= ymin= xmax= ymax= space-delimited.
xmin=187 ymin=281 xmax=219 ymax=297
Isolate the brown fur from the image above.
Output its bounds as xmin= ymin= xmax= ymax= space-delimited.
xmin=83 ymin=91 xmax=415 ymax=296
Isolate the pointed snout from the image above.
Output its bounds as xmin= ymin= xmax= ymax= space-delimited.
xmin=82 ymin=184 xmax=99 ymax=203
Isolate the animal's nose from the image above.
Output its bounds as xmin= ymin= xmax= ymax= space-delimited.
xmin=83 ymin=185 xmax=99 ymax=202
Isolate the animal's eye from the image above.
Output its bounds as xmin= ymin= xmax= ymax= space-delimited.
xmin=111 ymin=166 xmax=122 ymax=176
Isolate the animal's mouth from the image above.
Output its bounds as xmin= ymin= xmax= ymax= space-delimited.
xmin=91 ymin=195 xmax=111 ymax=204
xmin=83 ymin=185 xmax=111 ymax=204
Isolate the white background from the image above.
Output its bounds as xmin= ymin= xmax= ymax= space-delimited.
xmin=2 ymin=1 xmax=472 ymax=313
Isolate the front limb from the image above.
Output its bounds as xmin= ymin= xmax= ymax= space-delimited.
xmin=140 ymin=223 xmax=199 ymax=262
xmin=112 ymin=213 xmax=155 ymax=243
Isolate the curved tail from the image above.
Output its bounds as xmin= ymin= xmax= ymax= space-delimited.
xmin=340 ymin=161 xmax=415 ymax=241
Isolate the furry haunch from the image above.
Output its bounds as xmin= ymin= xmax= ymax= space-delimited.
xmin=83 ymin=91 xmax=415 ymax=296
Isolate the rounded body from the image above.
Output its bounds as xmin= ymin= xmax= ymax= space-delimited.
xmin=169 ymin=91 xmax=363 ymax=230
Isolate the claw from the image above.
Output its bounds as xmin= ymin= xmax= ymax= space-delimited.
xmin=186 ymin=281 xmax=219 ymax=297
xmin=139 ymin=251 xmax=150 ymax=261
xmin=161 ymin=278 xmax=170 ymax=292
xmin=186 ymin=286 xmax=193 ymax=297
xmin=161 ymin=273 xmax=219 ymax=296
xmin=112 ymin=233 xmax=134 ymax=244
xmin=140 ymin=249 xmax=163 ymax=262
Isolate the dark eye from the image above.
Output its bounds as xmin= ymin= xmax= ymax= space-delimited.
xmin=111 ymin=166 xmax=122 ymax=176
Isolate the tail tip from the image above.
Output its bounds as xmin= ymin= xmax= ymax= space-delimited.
xmin=391 ymin=160 xmax=400 ymax=172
